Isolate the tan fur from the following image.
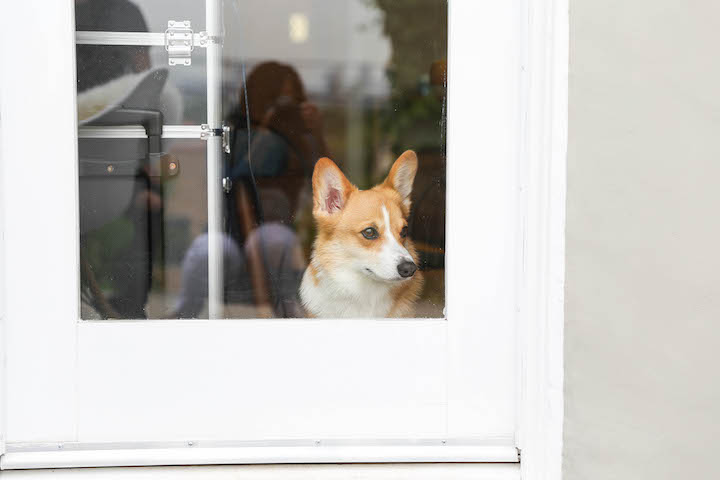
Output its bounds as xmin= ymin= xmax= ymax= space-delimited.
xmin=302 ymin=151 xmax=423 ymax=317
xmin=308 ymin=264 xmax=319 ymax=286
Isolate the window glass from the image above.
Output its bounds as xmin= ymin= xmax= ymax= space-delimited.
xmin=75 ymin=0 xmax=205 ymax=33
xmin=76 ymin=0 xmax=446 ymax=319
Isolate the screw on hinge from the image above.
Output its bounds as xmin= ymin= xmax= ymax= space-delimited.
xmin=222 ymin=177 xmax=233 ymax=193
xmin=516 ymin=447 xmax=522 ymax=461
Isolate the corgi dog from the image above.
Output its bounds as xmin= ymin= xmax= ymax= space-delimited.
xmin=300 ymin=150 xmax=423 ymax=318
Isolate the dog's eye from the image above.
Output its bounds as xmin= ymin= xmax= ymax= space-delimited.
xmin=400 ymin=226 xmax=408 ymax=238
xmin=361 ymin=227 xmax=379 ymax=240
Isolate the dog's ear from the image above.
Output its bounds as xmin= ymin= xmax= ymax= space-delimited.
xmin=384 ymin=150 xmax=418 ymax=210
xmin=313 ymin=157 xmax=355 ymax=215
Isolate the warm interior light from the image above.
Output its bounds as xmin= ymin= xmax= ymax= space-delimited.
xmin=289 ymin=13 xmax=309 ymax=44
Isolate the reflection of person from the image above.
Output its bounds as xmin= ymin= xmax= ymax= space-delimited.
xmin=229 ymin=62 xmax=330 ymax=317
xmin=174 ymin=224 xmax=306 ymax=318
xmin=174 ymin=62 xmax=328 ymax=318
xmin=227 ymin=61 xmax=329 ymax=212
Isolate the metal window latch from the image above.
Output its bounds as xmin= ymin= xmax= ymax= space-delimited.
xmin=200 ymin=124 xmax=231 ymax=155
xmin=165 ymin=20 xmax=194 ymax=66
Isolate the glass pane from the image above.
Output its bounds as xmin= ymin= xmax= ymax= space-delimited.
xmin=79 ymin=138 xmax=208 ymax=319
xmin=75 ymin=0 xmax=446 ymax=319
xmin=75 ymin=0 xmax=205 ymax=33
xmin=77 ymin=46 xmax=206 ymax=125
xmin=219 ymin=0 xmax=447 ymax=318
xmin=75 ymin=0 xmax=209 ymax=319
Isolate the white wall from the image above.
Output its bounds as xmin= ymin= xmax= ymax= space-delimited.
xmin=565 ymin=0 xmax=720 ymax=478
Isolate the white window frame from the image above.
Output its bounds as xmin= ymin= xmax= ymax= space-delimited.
xmin=0 ymin=0 xmax=567 ymax=478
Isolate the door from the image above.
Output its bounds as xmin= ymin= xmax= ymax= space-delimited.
xmin=1 ymin=0 xmax=524 ymax=469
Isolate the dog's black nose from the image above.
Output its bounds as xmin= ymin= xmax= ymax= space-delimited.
xmin=397 ymin=261 xmax=417 ymax=278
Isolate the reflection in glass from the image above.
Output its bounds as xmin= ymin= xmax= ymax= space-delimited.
xmin=76 ymin=0 xmax=446 ymax=319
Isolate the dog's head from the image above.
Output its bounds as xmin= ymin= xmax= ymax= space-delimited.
xmin=311 ymin=150 xmax=419 ymax=283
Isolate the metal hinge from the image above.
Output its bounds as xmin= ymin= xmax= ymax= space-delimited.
xmin=222 ymin=125 xmax=231 ymax=153
xmin=200 ymin=124 xmax=231 ymax=154
xmin=165 ymin=20 xmax=208 ymax=66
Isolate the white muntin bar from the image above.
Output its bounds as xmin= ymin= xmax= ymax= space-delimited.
xmin=76 ymin=31 xmax=166 ymax=46
xmin=78 ymin=125 xmax=205 ymax=139
xmin=76 ymin=31 xmax=209 ymax=47
xmin=206 ymin=0 xmax=224 ymax=319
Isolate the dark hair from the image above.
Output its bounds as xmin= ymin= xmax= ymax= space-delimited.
xmin=235 ymin=61 xmax=308 ymax=126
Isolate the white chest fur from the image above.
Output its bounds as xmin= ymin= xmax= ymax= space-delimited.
xmin=299 ymin=263 xmax=396 ymax=318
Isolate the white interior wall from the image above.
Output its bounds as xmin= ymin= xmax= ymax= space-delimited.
xmin=565 ymin=0 xmax=720 ymax=478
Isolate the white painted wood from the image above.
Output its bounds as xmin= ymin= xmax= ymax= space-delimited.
xmin=205 ymin=0 xmax=224 ymax=319
xmin=0 ymin=53 xmax=6 ymax=455
xmin=0 ymin=0 xmax=79 ymax=443
xmin=1 ymin=443 xmax=517 ymax=469
xmin=0 ymin=0 xmax=569 ymax=475
xmin=0 ymin=463 xmax=521 ymax=480
xmin=75 ymin=321 xmax=447 ymax=441
xmin=0 ymin=67 xmax=5 ymax=458
xmin=12 ymin=0 xmax=515 ymax=454
xmin=445 ymin=0 xmax=521 ymax=440
xmin=517 ymin=0 xmax=568 ymax=478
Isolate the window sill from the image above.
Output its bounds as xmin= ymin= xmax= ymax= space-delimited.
xmin=0 ymin=463 xmax=520 ymax=479
xmin=1 ymin=441 xmax=518 ymax=470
